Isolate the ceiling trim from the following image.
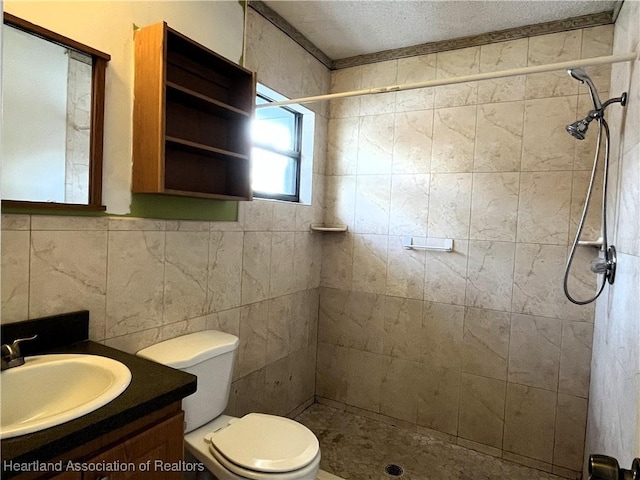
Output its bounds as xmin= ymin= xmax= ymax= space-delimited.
xmin=334 ymin=10 xmax=615 ymax=69
xmin=248 ymin=2 xmax=615 ymax=71
xmin=248 ymin=0 xmax=334 ymax=69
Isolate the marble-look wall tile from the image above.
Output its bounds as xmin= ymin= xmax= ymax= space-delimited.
xmin=424 ymin=239 xmax=468 ymax=305
xmin=580 ymin=25 xmax=614 ymax=94
xmin=316 ymin=342 xmax=349 ymax=402
xmin=465 ymin=240 xmax=515 ymax=312
xmin=264 ymin=355 xmax=290 ymax=416
xmin=389 ymin=174 xmax=430 ymax=236
xmin=508 ymin=314 xmax=562 ymax=391
xmin=478 ymin=39 xmax=528 ymax=103
xmin=161 ymin=315 xmax=206 ymax=341
xmin=473 ymin=102 xmax=524 ymax=172
xmin=615 ymin=144 xmax=640 ymax=256
xmin=503 ymin=383 xmax=557 ymax=462
xmin=417 ymin=365 xmax=460 ymax=436
xmin=457 ymin=373 xmax=506 ymax=448
xmin=421 ymin=301 xmax=464 ymax=369
xmin=380 ymin=357 xmax=418 ymax=423
xmin=462 ymin=307 xmax=510 ymax=380
xmin=208 ymin=231 xmax=243 ymax=312
xmin=354 ymin=175 xmax=391 ymax=234
xmin=360 ymin=60 xmax=398 ymax=115
xmin=233 ymin=367 xmax=267 ymax=418
xmin=105 ymin=231 xmax=164 ymax=338
xmin=2 ymin=214 xmax=30 ymax=230
xmin=383 ymin=296 xmax=422 ymax=361
xmin=470 ymin=172 xmax=520 ymax=241
xmin=386 ymin=236 xmax=425 ymax=299
xmin=31 ymin=215 xmax=108 ymax=231
xmin=293 ymin=232 xmax=322 ymax=291
xmin=1 ymin=230 xmax=30 ymax=323
xmin=346 ymin=348 xmax=383 ymax=412
xmin=105 ymin=327 xmax=162 ymax=355
xmin=163 ymin=231 xmax=209 ymax=324
xmin=267 ymin=295 xmax=291 ymax=364
xmin=327 ymin=117 xmax=359 ymax=176
xmin=242 ymin=200 xmax=274 ymax=232
xmin=324 ymin=175 xmax=356 ymax=231
xmin=357 ymin=114 xmax=394 ymax=175
xmin=347 ymin=291 xmax=385 ymax=354
xmin=427 ymin=173 xmax=472 ymax=238
xmin=29 ymin=231 xmax=107 ymax=341
xmin=206 ymin=308 xmax=241 ymax=338
xmin=271 ymin=202 xmax=298 ymax=232
xmin=318 ymin=287 xmax=349 ymax=347
xmin=108 ymin=217 xmax=165 ymax=231
xmin=512 ymin=243 xmax=594 ymax=322
xmin=352 ymin=234 xmax=388 ymax=294
xmin=241 ymin=232 xmax=271 ymax=304
xmin=554 ymin=393 xmax=588 ymax=471
xmin=237 ymin=301 xmax=268 ymax=378
xmin=435 ymin=47 xmax=480 ymax=108
xmin=526 ymin=30 xmax=582 ymax=99
xmin=559 ymin=320 xmax=593 ymax=398
xmin=330 ymin=66 xmax=361 ymax=118
xmin=396 ymin=54 xmax=437 ymax=112
xmin=569 ymin=169 xmax=603 ymax=242
xmin=431 ymin=106 xmax=477 ymax=173
xmin=517 ymin=171 xmax=572 ymax=245
xmin=392 ymin=110 xmax=433 ymax=174
xmin=270 ymin=232 xmax=295 ymax=297
xmin=521 ymin=96 xmax=577 ymax=171
xmin=320 ymin=234 xmax=353 ymax=289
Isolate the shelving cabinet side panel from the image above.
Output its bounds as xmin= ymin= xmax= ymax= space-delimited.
xmin=132 ymin=23 xmax=167 ymax=193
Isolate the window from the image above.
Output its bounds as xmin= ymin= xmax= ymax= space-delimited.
xmin=252 ymin=84 xmax=314 ymax=203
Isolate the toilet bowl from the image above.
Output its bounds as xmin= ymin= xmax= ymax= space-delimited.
xmin=185 ymin=414 xmax=320 ymax=480
xmin=137 ymin=331 xmax=320 ymax=480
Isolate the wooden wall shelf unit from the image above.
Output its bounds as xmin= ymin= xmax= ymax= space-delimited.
xmin=133 ymin=22 xmax=255 ymax=200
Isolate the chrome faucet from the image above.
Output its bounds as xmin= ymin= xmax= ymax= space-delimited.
xmin=1 ymin=335 xmax=38 ymax=371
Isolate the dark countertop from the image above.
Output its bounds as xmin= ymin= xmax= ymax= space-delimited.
xmin=1 ymin=340 xmax=197 ymax=466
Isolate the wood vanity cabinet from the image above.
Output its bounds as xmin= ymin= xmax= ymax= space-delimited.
xmin=14 ymin=404 xmax=184 ymax=480
xmin=132 ymin=21 xmax=256 ymax=201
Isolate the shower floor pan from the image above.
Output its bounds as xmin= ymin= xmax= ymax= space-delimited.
xmin=298 ymin=403 xmax=567 ymax=480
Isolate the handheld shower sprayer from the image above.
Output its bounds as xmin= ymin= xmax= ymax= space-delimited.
xmin=563 ymin=67 xmax=627 ymax=305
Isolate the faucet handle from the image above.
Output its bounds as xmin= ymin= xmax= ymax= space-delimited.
xmin=10 ymin=334 xmax=38 ymax=356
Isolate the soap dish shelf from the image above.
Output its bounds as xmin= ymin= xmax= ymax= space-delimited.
xmin=310 ymin=224 xmax=348 ymax=233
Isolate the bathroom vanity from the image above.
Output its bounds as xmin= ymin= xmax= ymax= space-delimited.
xmin=1 ymin=311 xmax=197 ymax=479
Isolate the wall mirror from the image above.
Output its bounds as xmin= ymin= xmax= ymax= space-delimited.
xmin=1 ymin=13 xmax=110 ymax=211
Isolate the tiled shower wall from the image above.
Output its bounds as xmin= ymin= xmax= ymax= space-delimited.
xmin=0 ymin=8 xmax=330 ymax=420
xmin=318 ymin=26 xmax=614 ymax=477
xmin=586 ymin=0 xmax=640 ymax=469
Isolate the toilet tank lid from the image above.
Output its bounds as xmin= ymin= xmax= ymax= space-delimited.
xmin=136 ymin=331 xmax=239 ymax=369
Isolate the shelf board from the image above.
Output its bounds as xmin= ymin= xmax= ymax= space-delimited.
xmin=165 ymin=136 xmax=249 ymax=160
xmin=166 ymin=81 xmax=250 ymax=118
xmin=162 ymin=188 xmax=251 ymax=201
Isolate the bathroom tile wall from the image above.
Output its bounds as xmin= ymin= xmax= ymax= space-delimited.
xmin=319 ymin=25 xmax=615 ymax=478
xmin=0 ymin=7 xmax=330 ymax=420
xmin=585 ymin=0 xmax=640 ymax=470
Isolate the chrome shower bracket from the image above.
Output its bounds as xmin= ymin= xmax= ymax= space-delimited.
xmin=606 ymin=245 xmax=617 ymax=285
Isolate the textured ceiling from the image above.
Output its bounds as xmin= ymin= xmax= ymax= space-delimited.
xmin=262 ymin=0 xmax=618 ymax=60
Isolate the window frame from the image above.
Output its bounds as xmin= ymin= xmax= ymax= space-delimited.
xmin=252 ymin=92 xmax=304 ymax=203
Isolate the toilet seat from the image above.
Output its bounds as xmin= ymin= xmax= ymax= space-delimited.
xmin=206 ymin=413 xmax=319 ymax=474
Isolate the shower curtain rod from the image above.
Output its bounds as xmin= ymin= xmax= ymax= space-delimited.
xmin=255 ymin=51 xmax=638 ymax=109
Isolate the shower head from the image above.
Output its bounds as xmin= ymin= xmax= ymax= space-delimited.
xmin=566 ymin=118 xmax=590 ymax=140
xmin=567 ymin=68 xmax=602 ymax=110
xmin=566 ymin=110 xmax=598 ymax=140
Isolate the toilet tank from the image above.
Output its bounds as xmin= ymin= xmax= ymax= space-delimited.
xmin=137 ymin=330 xmax=239 ymax=433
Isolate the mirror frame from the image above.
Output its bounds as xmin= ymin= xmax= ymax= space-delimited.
xmin=2 ymin=13 xmax=110 ymax=211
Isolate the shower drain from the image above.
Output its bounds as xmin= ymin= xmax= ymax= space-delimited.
xmin=385 ymin=463 xmax=404 ymax=477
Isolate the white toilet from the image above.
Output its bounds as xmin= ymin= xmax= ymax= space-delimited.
xmin=137 ymin=330 xmax=320 ymax=480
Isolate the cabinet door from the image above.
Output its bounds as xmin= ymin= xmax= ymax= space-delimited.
xmin=82 ymin=413 xmax=184 ymax=480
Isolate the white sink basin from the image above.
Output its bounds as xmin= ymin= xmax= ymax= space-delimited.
xmin=0 ymin=354 xmax=132 ymax=439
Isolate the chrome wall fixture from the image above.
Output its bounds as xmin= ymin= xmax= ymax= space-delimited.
xmin=563 ymin=68 xmax=627 ymax=305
